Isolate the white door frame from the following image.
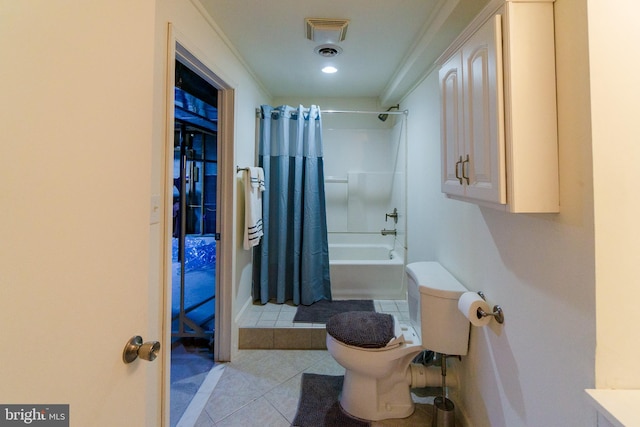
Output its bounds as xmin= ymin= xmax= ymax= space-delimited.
xmin=162 ymin=22 xmax=235 ymax=423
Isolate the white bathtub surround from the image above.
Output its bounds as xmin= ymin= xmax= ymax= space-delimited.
xmin=328 ymin=233 xmax=406 ymax=300
xmin=329 ymin=244 xmax=395 ymax=261
xmin=346 ymin=171 xmax=396 ymax=232
xmin=320 ymin=111 xmax=407 ymax=245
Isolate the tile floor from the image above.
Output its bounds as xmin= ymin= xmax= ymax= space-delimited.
xmin=172 ymin=300 xmax=437 ymax=426
xmin=237 ymin=300 xmax=412 ymax=350
xmin=238 ymin=300 xmax=411 ymax=329
xmin=179 ymin=349 xmax=435 ymax=426
xmin=171 ymin=339 xmax=215 ymax=426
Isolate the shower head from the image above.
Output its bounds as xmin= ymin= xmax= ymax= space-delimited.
xmin=378 ymin=104 xmax=400 ymax=122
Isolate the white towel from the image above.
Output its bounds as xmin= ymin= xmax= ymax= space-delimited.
xmin=243 ymin=167 xmax=265 ymax=250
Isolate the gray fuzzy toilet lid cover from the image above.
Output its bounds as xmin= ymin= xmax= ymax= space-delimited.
xmin=326 ymin=311 xmax=395 ymax=348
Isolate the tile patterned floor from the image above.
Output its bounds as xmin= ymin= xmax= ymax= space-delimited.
xmin=173 ymin=300 xmax=437 ymax=426
xmin=180 ymin=350 xmax=434 ymax=426
xmin=238 ymin=300 xmax=411 ymax=328
xmin=237 ymin=300 xmax=414 ymax=350
xmin=171 ymin=340 xmax=215 ymax=426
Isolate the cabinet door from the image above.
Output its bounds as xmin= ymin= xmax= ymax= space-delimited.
xmin=461 ymin=15 xmax=506 ymax=204
xmin=440 ymin=52 xmax=466 ymax=197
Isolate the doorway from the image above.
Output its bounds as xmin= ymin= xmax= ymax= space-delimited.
xmin=170 ymin=59 xmax=218 ymax=425
xmin=172 ymin=60 xmax=217 ymax=342
xmin=167 ymin=38 xmax=234 ymax=426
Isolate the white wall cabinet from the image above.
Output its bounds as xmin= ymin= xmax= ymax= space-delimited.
xmin=438 ymin=0 xmax=558 ymax=213
xmin=440 ymin=15 xmax=505 ymax=204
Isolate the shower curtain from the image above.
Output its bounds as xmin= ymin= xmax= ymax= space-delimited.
xmin=252 ymin=105 xmax=332 ymax=305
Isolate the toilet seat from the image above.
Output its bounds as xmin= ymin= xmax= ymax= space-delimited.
xmin=326 ymin=311 xmax=405 ymax=350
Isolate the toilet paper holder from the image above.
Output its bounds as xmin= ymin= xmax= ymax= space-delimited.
xmin=476 ymin=292 xmax=505 ymax=324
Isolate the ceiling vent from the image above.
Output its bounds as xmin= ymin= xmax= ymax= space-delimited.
xmin=305 ymin=18 xmax=350 ymax=43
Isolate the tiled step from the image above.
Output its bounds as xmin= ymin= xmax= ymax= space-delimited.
xmin=239 ymin=327 xmax=327 ymax=350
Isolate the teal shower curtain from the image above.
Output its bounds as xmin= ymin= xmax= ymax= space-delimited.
xmin=252 ymin=105 xmax=332 ymax=305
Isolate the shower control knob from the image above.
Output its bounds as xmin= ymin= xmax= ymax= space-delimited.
xmin=122 ymin=336 xmax=161 ymax=364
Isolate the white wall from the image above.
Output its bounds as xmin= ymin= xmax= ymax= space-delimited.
xmin=402 ymin=0 xmax=596 ymax=425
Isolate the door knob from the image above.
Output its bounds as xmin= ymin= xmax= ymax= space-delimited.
xmin=122 ymin=335 xmax=161 ymax=364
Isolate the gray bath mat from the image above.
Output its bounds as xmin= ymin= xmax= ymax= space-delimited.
xmin=293 ymin=299 xmax=375 ymax=323
xmin=292 ymin=373 xmax=370 ymax=427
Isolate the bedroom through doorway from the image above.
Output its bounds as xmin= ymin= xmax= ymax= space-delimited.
xmin=169 ymin=58 xmax=219 ymax=426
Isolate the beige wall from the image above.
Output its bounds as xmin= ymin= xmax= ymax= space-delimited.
xmin=402 ymin=0 xmax=596 ymax=425
xmin=587 ymin=0 xmax=640 ymax=389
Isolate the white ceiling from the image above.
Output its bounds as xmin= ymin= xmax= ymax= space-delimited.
xmin=197 ymin=0 xmax=488 ymax=105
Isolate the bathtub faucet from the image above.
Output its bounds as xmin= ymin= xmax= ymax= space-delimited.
xmin=381 ymin=228 xmax=397 ymax=236
xmin=385 ymin=208 xmax=398 ymax=224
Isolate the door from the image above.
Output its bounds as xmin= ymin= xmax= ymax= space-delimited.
xmin=461 ymin=14 xmax=506 ymax=203
xmin=0 ymin=2 xmax=162 ymax=426
xmin=440 ymin=14 xmax=505 ymax=204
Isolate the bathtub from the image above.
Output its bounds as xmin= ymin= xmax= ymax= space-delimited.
xmin=328 ymin=239 xmax=406 ymax=300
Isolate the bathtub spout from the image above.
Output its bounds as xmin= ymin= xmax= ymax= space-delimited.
xmin=381 ymin=228 xmax=397 ymax=236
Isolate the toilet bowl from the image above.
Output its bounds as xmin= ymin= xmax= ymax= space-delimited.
xmin=325 ymin=262 xmax=471 ymax=421
xmin=326 ymin=312 xmax=423 ymax=420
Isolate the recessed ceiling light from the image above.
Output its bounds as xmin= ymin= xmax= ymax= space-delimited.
xmin=322 ymin=66 xmax=338 ymax=74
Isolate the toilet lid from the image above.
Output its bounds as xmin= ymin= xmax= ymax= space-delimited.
xmin=326 ymin=311 xmax=395 ymax=349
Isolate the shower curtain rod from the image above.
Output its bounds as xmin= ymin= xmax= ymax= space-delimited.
xmin=254 ymin=107 xmax=408 ymax=116
xmin=322 ymin=109 xmax=408 ymax=115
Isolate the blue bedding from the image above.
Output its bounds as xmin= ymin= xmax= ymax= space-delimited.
xmin=171 ymin=237 xmax=216 ymax=335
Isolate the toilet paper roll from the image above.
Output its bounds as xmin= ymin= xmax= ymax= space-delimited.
xmin=458 ymin=292 xmax=492 ymax=327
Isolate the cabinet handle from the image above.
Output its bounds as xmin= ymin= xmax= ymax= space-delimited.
xmin=462 ymin=154 xmax=470 ymax=185
xmin=455 ymin=156 xmax=463 ymax=185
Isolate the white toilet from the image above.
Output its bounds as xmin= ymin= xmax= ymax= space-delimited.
xmin=325 ymin=261 xmax=471 ymax=421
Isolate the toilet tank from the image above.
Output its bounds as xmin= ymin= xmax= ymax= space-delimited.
xmin=406 ymin=262 xmax=470 ymax=356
